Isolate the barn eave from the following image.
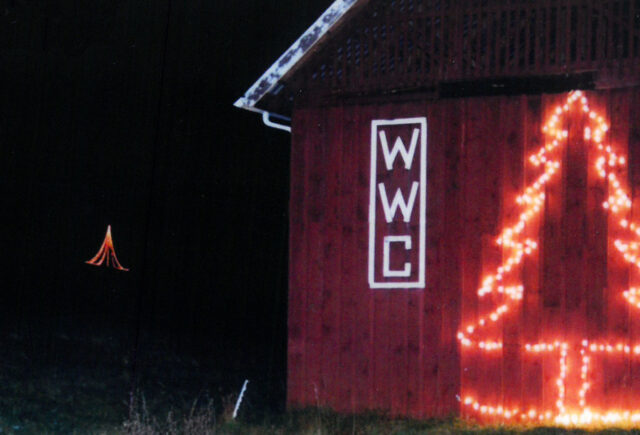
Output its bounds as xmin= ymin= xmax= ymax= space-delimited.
xmin=233 ymin=0 xmax=362 ymax=120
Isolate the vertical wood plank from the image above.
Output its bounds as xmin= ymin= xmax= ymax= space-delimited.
xmin=321 ymin=105 xmax=343 ymax=410
xmin=501 ymin=95 xmax=525 ymax=412
xmin=422 ymin=100 xmax=445 ymax=417
xmin=459 ymin=96 xmax=477 ymax=414
xmin=540 ymin=93 xmax=566 ymax=412
xmin=563 ymin=91 xmax=587 ymax=334
xmin=364 ymin=18 xmax=373 ymax=92
xmin=576 ymin=1 xmax=583 ymax=66
xmin=429 ymin=14 xmax=437 ymax=77
xmin=498 ymin=9 xmax=507 ymax=73
xmin=304 ymin=107 xmax=328 ymax=407
xmin=288 ymin=108 xmax=310 ymax=408
xmin=553 ymin=1 xmax=561 ymax=67
xmin=407 ymin=286 xmax=424 ymax=417
xmin=606 ymin=1 xmax=614 ymax=63
xmin=544 ymin=1 xmax=552 ymax=68
xmin=371 ymin=103 xmax=392 ymax=413
xmin=587 ymin=0 xmax=595 ymax=64
xmin=631 ymin=0 xmax=637 ymax=61
xmin=580 ymin=0 xmax=589 ymax=66
xmin=563 ymin=91 xmax=588 ymax=409
xmin=351 ymin=104 xmax=374 ymax=413
xmin=364 ymin=105 xmax=379 ymax=411
xmin=476 ymin=96 xmax=503 ymax=410
xmin=585 ymin=92 xmax=608 ymax=410
xmin=451 ymin=2 xmax=461 ymax=79
xmin=435 ymin=6 xmax=443 ymax=80
xmin=535 ymin=4 xmax=543 ymax=71
xmin=460 ymin=96 xmax=485 ymax=414
xmin=480 ymin=9 xmax=489 ymax=77
xmin=479 ymin=233 xmax=503 ymax=412
xmin=331 ymin=40 xmax=339 ymax=90
xmin=399 ymin=16 xmax=408 ymax=80
xmin=338 ymin=104 xmax=357 ymax=412
xmin=408 ymin=101 xmax=427 ymax=413
xmin=439 ymin=98 xmax=462 ymax=417
xmin=389 ymin=285 xmax=409 ymax=417
xmin=564 ymin=1 xmax=571 ymax=69
xmin=521 ymin=94 xmax=544 ymax=414
xmin=488 ymin=9 xmax=497 ymax=76
xmin=524 ymin=5 xmax=532 ymax=71
xmin=406 ymin=108 xmax=428 ymax=408
xmin=628 ymin=87 xmax=640 ymax=402
xmin=507 ymin=4 xmax=515 ymax=73
xmin=473 ymin=9 xmax=480 ymax=77
xmin=605 ymin=89 xmax=631 ymax=409
xmin=594 ymin=0 xmax=602 ymax=65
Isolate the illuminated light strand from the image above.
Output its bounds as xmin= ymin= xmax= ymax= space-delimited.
xmin=557 ymin=344 xmax=568 ymax=415
xmin=623 ymin=288 xmax=640 ymax=310
xmin=463 ymin=396 xmax=519 ymax=419
xmin=465 ymin=341 xmax=640 ymax=424
xmin=579 ymin=344 xmax=590 ymax=409
xmin=86 ymin=225 xmax=129 ymax=271
xmin=458 ymin=90 xmax=640 ymax=425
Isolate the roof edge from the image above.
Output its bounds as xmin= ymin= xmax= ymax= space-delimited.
xmin=233 ymin=0 xmax=360 ymax=114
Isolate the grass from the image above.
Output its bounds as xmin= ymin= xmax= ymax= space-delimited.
xmin=0 ymin=328 xmax=275 ymax=433
xmin=2 ymin=331 xmax=640 ymax=433
xmin=3 ymin=381 xmax=640 ymax=434
xmin=119 ymin=406 xmax=640 ymax=434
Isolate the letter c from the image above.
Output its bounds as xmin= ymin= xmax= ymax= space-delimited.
xmin=383 ymin=235 xmax=412 ymax=277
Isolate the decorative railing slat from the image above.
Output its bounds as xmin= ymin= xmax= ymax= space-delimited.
xmin=292 ymin=0 xmax=640 ymax=100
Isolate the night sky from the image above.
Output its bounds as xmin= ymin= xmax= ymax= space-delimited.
xmin=1 ymin=0 xmax=331 ymax=416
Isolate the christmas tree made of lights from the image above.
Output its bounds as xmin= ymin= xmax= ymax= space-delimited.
xmin=457 ymin=91 xmax=640 ymax=426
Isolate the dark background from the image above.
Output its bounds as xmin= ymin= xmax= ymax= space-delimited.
xmin=0 ymin=0 xmax=330 ymax=419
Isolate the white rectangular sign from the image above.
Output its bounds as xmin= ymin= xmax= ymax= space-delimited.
xmin=368 ymin=117 xmax=427 ymax=289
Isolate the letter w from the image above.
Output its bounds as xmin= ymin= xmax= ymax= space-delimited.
xmin=379 ymin=128 xmax=420 ymax=170
xmin=378 ymin=182 xmax=420 ymax=223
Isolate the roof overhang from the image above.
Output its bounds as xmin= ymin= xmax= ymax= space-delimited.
xmin=233 ymin=0 xmax=361 ymax=122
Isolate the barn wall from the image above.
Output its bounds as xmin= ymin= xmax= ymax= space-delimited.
xmin=288 ymin=88 xmax=640 ymax=419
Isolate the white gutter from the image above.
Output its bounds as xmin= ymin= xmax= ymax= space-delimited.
xmin=262 ymin=111 xmax=291 ymax=133
xmin=240 ymin=105 xmax=292 ymax=133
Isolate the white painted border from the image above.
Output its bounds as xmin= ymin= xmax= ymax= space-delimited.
xmin=368 ymin=117 xmax=427 ymax=289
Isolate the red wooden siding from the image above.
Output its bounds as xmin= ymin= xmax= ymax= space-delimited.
xmin=289 ymin=88 xmax=640 ymax=419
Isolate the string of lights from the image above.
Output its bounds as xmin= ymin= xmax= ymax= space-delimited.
xmin=457 ymin=91 xmax=640 ymax=425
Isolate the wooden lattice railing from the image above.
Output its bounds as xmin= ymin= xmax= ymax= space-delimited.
xmin=294 ymin=0 xmax=640 ymax=96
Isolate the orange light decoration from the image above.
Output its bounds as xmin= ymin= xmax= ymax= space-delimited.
xmin=458 ymin=91 xmax=640 ymax=426
xmin=86 ymin=225 xmax=129 ymax=271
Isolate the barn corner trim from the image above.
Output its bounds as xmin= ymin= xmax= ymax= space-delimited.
xmin=233 ymin=0 xmax=361 ymax=120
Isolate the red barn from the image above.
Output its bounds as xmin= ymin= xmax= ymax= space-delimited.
xmin=235 ymin=0 xmax=640 ymax=425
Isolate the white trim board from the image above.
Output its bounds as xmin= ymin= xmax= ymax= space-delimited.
xmin=233 ymin=0 xmax=360 ymax=115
